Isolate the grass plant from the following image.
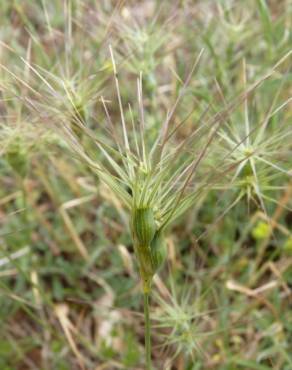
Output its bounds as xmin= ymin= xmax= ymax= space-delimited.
xmin=0 ymin=1 xmax=291 ymax=369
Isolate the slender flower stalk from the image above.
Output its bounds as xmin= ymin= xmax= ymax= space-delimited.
xmin=144 ymin=292 xmax=151 ymax=369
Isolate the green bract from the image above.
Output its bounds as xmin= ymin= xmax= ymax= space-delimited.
xmin=150 ymin=229 xmax=167 ymax=272
xmin=132 ymin=208 xmax=167 ymax=291
xmin=132 ymin=208 xmax=156 ymax=247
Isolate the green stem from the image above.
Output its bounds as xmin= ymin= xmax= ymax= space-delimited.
xmin=144 ymin=291 xmax=151 ymax=370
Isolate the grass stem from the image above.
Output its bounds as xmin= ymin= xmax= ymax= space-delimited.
xmin=144 ymin=291 xmax=152 ymax=370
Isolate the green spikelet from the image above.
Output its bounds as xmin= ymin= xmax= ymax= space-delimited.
xmin=132 ymin=208 xmax=157 ymax=292
xmin=150 ymin=229 xmax=167 ymax=272
xmin=132 ymin=208 xmax=167 ymax=292
xmin=132 ymin=208 xmax=156 ymax=247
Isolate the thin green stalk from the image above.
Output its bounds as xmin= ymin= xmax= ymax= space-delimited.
xmin=144 ymin=291 xmax=152 ymax=370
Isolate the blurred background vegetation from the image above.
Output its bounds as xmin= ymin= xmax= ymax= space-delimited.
xmin=0 ymin=1 xmax=291 ymax=369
